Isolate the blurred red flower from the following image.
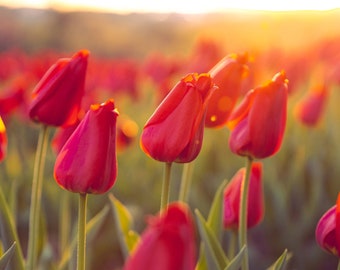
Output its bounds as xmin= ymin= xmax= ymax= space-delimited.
xmin=223 ymin=162 xmax=264 ymax=230
xmin=205 ymin=53 xmax=249 ymax=128
xmin=28 ymin=50 xmax=89 ymax=127
xmin=316 ymin=193 xmax=340 ymax=257
xmin=294 ymin=83 xmax=328 ymax=127
xmin=123 ymin=202 xmax=196 ymax=270
xmin=140 ymin=73 xmax=217 ymax=163
xmin=227 ymin=71 xmax=288 ymax=159
xmin=54 ymin=99 xmax=119 ymax=194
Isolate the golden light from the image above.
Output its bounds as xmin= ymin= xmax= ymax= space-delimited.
xmin=0 ymin=0 xmax=339 ymax=13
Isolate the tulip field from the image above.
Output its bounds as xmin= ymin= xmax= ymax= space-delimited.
xmin=1 ymin=6 xmax=340 ymax=270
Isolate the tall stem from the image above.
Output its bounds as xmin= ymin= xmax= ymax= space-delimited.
xmin=77 ymin=193 xmax=88 ymax=270
xmin=238 ymin=156 xmax=253 ymax=270
xmin=160 ymin=162 xmax=172 ymax=212
xmin=178 ymin=162 xmax=195 ymax=202
xmin=26 ymin=125 xmax=50 ymax=270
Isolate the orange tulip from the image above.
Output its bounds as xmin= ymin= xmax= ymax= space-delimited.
xmin=228 ymin=71 xmax=288 ymax=159
xmin=140 ymin=73 xmax=216 ymax=163
xmin=205 ymin=53 xmax=249 ymax=128
xmin=0 ymin=117 xmax=7 ymax=162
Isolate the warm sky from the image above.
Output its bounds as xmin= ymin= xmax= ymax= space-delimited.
xmin=0 ymin=0 xmax=339 ymax=13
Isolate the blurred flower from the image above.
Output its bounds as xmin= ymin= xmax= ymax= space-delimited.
xmin=51 ymin=119 xmax=81 ymax=154
xmin=294 ymin=83 xmax=328 ymax=127
xmin=140 ymin=73 xmax=217 ymax=163
xmin=227 ymin=71 xmax=288 ymax=159
xmin=116 ymin=114 xmax=139 ymax=152
xmin=316 ymin=193 xmax=340 ymax=256
xmin=205 ymin=53 xmax=249 ymax=128
xmin=223 ymin=162 xmax=264 ymax=230
xmin=28 ymin=50 xmax=89 ymax=127
xmin=123 ymin=202 xmax=196 ymax=270
xmin=54 ymin=99 xmax=119 ymax=194
xmin=0 ymin=117 xmax=7 ymax=162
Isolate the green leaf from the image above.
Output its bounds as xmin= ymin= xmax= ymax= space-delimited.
xmin=0 ymin=188 xmax=24 ymax=270
xmin=57 ymin=204 xmax=110 ymax=270
xmin=196 ymin=180 xmax=228 ymax=270
xmin=267 ymin=249 xmax=290 ymax=270
xmin=0 ymin=242 xmax=16 ymax=270
xmin=109 ymin=193 xmax=140 ymax=259
xmin=195 ymin=209 xmax=229 ymax=270
xmin=224 ymin=245 xmax=246 ymax=270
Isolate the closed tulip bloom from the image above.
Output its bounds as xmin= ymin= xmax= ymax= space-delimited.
xmin=140 ymin=73 xmax=217 ymax=163
xmin=294 ymin=83 xmax=328 ymax=127
xmin=54 ymin=99 xmax=119 ymax=194
xmin=227 ymin=71 xmax=288 ymax=159
xmin=124 ymin=202 xmax=196 ymax=270
xmin=29 ymin=50 xmax=89 ymax=127
xmin=205 ymin=53 xmax=249 ymax=128
xmin=223 ymin=162 xmax=264 ymax=230
xmin=316 ymin=194 xmax=340 ymax=256
xmin=0 ymin=117 xmax=7 ymax=162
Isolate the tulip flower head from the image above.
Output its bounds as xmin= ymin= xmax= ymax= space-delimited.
xmin=0 ymin=117 xmax=7 ymax=162
xmin=123 ymin=202 xmax=196 ymax=270
xmin=316 ymin=193 xmax=340 ymax=257
xmin=29 ymin=50 xmax=89 ymax=127
xmin=223 ymin=162 xmax=264 ymax=230
xmin=205 ymin=53 xmax=249 ymax=128
xmin=140 ymin=73 xmax=217 ymax=163
xmin=227 ymin=71 xmax=288 ymax=159
xmin=54 ymin=99 xmax=119 ymax=194
xmin=294 ymin=83 xmax=328 ymax=127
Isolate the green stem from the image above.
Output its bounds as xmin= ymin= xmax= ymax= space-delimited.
xmin=238 ymin=156 xmax=253 ymax=270
xmin=0 ymin=187 xmax=25 ymax=270
xmin=77 ymin=193 xmax=88 ymax=270
xmin=59 ymin=191 xmax=71 ymax=259
xmin=337 ymin=259 xmax=340 ymax=270
xmin=26 ymin=125 xmax=50 ymax=270
xmin=160 ymin=162 xmax=172 ymax=212
xmin=179 ymin=162 xmax=195 ymax=202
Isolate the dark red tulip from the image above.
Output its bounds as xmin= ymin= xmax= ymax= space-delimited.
xmin=140 ymin=73 xmax=217 ymax=163
xmin=123 ymin=202 xmax=196 ymax=270
xmin=223 ymin=162 xmax=264 ymax=230
xmin=205 ymin=53 xmax=249 ymax=128
xmin=54 ymin=99 xmax=119 ymax=194
xmin=294 ymin=83 xmax=328 ymax=127
xmin=316 ymin=193 xmax=340 ymax=257
xmin=29 ymin=50 xmax=89 ymax=127
xmin=228 ymin=71 xmax=288 ymax=159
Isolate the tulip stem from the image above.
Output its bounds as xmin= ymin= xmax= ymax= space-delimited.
xmin=337 ymin=259 xmax=340 ymax=270
xmin=179 ymin=162 xmax=195 ymax=202
xmin=238 ymin=156 xmax=253 ymax=270
xmin=160 ymin=162 xmax=172 ymax=212
xmin=77 ymin=193 xmax=88 ymax=270
xmin=26 ymin=125 xmax=50 ymax=270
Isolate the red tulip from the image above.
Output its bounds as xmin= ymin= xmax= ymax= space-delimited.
xmin=0 ymin=117 xmax=7 ymax=162
xmin=29 ymin=50 xmax=89 ymax=127
xmin=123 ymin=202 xmax=196 ymax=270
xmin=205 ymin=53 xmax=249 ymax=128
xmin=140 ymin=73 xmax=217 ymax=163
xmin=51 ymin=119 xmax=81 ymax=154
xmin=294 ymin=83 xmax=328 ymax=127
xmin=54 ymin=99 xmax=119 ymax=194
xmin=227 ymin=71 xmax=288 ymax=159
xmin=223 ymin=162 xmax=264 ymax=230
xmin=316 ymin=193 xmax=340 ymax=256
